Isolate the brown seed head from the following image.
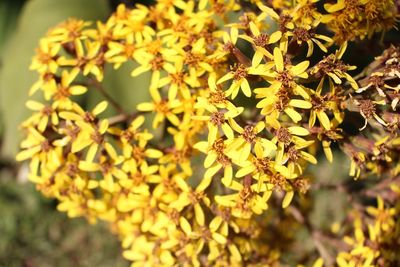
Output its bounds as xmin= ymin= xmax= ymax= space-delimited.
xmin=210 ymin=111 xmax=225 ymax=126
xmin=276 ymin=127 xmax=291 ymax=145
xmin=358 ymin=100 xmax=376 ymax=118
xmin=233 ymin=64 xmax=248 ymax=81
xmin=242 ymin=125 xmax=257 ymax=143
xmin=293 ymin=27 xmax=314 ymax=42
xmin=253 ymin=34 xmax=269 ymax=47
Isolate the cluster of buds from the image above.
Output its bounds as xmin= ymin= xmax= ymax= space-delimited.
xmin=17 ymin=0 xmax=400 ymax=266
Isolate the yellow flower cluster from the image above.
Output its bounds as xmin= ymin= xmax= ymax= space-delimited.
xmin=337 ymin=189 xmax=400 ymax=267
xmin=264 ymin=0 xmax=398 ymax=43
xmin=322 ymin=0 xmax=398 ymax=43
xmin=16 ymin=0 xmax=400 ymax=266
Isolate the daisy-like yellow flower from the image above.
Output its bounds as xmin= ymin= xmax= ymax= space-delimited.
xmin=193 ymin=100 xmax=243 ymax=144
xmin=44 ymin=69 xmax=87 ymax=109
xmin=130 ymin=41 xmax=178 ymax=90
xmin=158 ymin=59 xmax=199 ymax=101
xmin=16 ymin=127 xmax=60 ymax=164
xmin=234 ymin=144 xmax=286 ymax=193
xmin=104 ymin=33 xmax=138 ymax=69
xmin=292 ymin=0 xmax=323 ymax=26
xmin=255 ymin=47 xmax=312 ymax=123
xmin=310 ymin=42 xmax=358 ymax=90
xmin=215 ymin=176 xmax=272 ymax=218
xmin=59 ymin=101 xmax=108 ymax=123
xmin=217 ymin=63 xmax=268 ymax=98
xmin=195 ymin=73 xmax=230 ymax=109
xmin=79 ymin=154 xmax=127 ymax=193
xmin=238 ymin=21 xmax=282 ymax=66
xmin=68 ymin=118 xmax=110 ymax=162
xmin=170 ymin=174 xmax=212 ymax=226
xmin=291 ymin=26 xmax=333 ymax=57
xmin=137 ymin=87 xmax=182 ymax=128
xmin=267 ymin=47 xmax=310 ymax=90
xmin=308 ymin=80 xmax=340 ymax=131
xmin=57 ymin=38 xmax=103 ymax=81
xmin=366 ymin=196 xmax=396 ymax=232
xmin=47 ymin=18 xmax=90 ymax=43
xmin=194 ymin=138 xmax=234 ymax=186
xmin=108 ymin=115 xmax=152 ymax=158
xmin=121 ymin=137 xmax=162 ymax=171
xmin=180 ymin=37 xmax=213 ymax=77
xmin=270 ymin=125 xmax=316 ymax=177
xmin=24 ymin=100 xmax=59 ymax=132
xmin=227 ymin=120 xmax=277 ymax=164
xmin=29 ymin=38 xmax=61 ymax=74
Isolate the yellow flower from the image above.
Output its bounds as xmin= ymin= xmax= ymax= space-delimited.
xmin=137 ymin=87 xmax=182 ymax=128
xmin=130 ymin=40 xmax=178 ymax=90
xmin=158 ymin=59 xmax=199 ymax=101
xmin=16 ymin=128 xmax=57 ymax=163
xmin=29 ymin=38 xmax=61 ymax=74
xmin=227 ymin=120 xmax=276 ymax=164
xmin=271 ymin=125 xmax=316 ymax=178
xmin=193 ymin=101 xmax=243 ymax=144
xmin=194 ymin=138 xmax=234 ymax=186
xmin=254 ymin=48 xmax=312 ymax=122
xmin=57 ymin=38 xmax=104 ymax=81
xmin=238 ymin=21 xmax=282 ymax=66
xmin=68 ymin=118 xmax=109 ymax=162
xmin=215 ymin=176 xmax=272 ymax=218
xmin=108 ymin=115 xmax=153 ymax=158
xmin=310 ymin=42 xmax=358 ymax=90
xmin=291 ymin=26 xmax=333 ymax=57
xmin=24 ymin=100 xmax=59 ymax=132
xmin=217 ymin=63 xmax=270 ymax=98
xmin=79 ymin=154 xmax=127 ymax=192
xmin=292 ymin=0 xmax=323 ymax=26
xmin=45 ymin=69 xmax=87 ymax=109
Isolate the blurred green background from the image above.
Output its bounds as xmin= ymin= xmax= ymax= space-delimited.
xmin=0 ymin=0 xmax=145 ymax=266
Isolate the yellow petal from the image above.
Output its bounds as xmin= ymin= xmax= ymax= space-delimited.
xmin=69 ymin=85 xmax=87 ymax=95
xmin=26 ymin=100 xmax=44 ymax=111
xmin=288 ymin=126 xmax=309 ymax=136
xmin=92 ymin=101 xmax=108 ymax=115
xmin=79 ymin=161 xmax=100 ymax=172
xmin=204 ymin=152 xmax=218 ymax=168
xmin=236 ymin=164 xmax=255 ymax=178
xmin=179 ymin=217 xmax=192 ymax=235
xmin=273 ymin=47 xmax=284 ymax=72
xmin=16 ymin=146 xmax=41 ymax=161
xmin=300 ymin=151 xmax=317 ymax=164
xmin=322 ymin=140 xmax=333 ymax=163
xmin=194 ymin=204 xmax=205 ymax=226
xmin=282 ymin=191 xmax=294 ymax=208
xmin=212 ymin=232 xmax=227 ymax=244
xmin=291 ymin=61 xmax=309 ymax=76
xmin=284 ymin=107 xmax=302 ymax=123
xmin=137 ymin=102 xmax=154 ymax=111
xmin=209 ymin=216 xmax=222 ymax=232
xmin=196 ymin=175 xmax=213 ymax=192
xmin=269 ymin=31 xmax=282 ymax=44
xmin=289 ymin=99 xmax=312 ymax=109
xmin=317 ymin=111 xmax=331 ymax=130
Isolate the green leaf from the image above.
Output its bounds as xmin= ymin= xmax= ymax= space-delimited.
xmin=0 ymin=0 xmax=110 ymax=159
xmin=87 ymin=61 xmax=151 ymax=116
xmin=0 ymin=0 xmax=25 ymax=54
